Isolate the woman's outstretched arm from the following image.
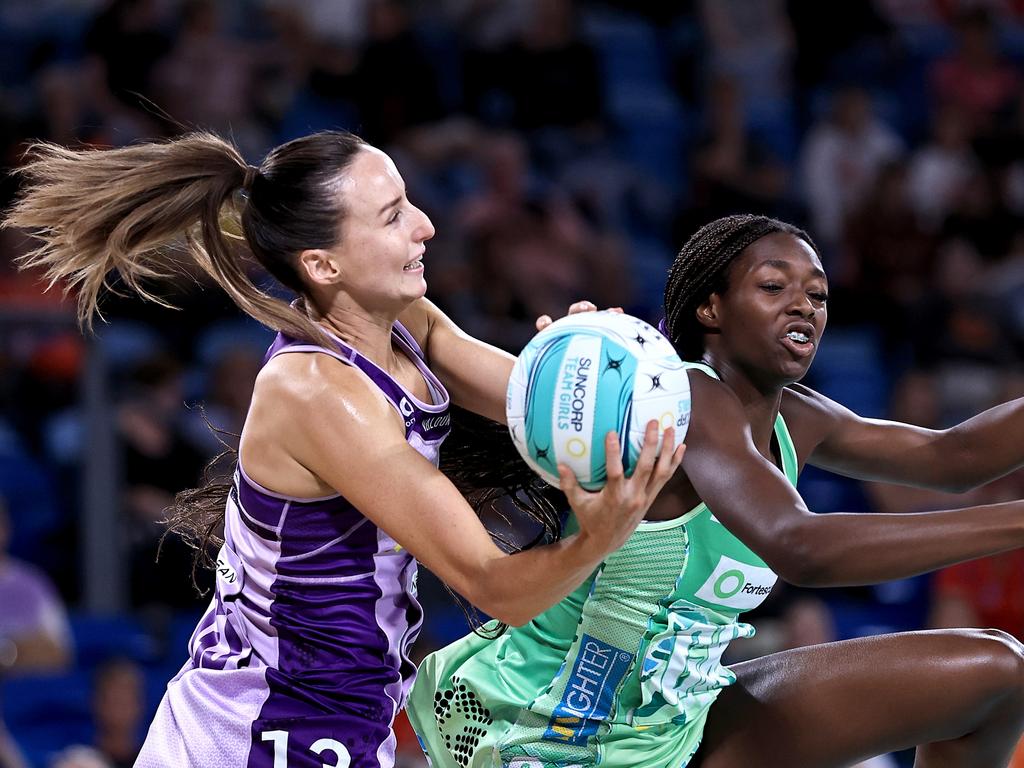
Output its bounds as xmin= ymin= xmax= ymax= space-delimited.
xmin=686 ymin=373 xmax=1024 ymax=588
xmin=785 ymin=383 xmax=1024 ymax=493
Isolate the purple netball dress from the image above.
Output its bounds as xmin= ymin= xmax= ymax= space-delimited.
xmin=136 ymin=323 xmax=450 ymax=768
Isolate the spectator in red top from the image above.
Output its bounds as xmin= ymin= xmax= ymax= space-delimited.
xmin=933 ymin=549 xmax=1024 ymax=637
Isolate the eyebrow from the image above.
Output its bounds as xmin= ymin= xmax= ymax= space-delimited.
xmin=378 ymin=196 xmax=402 ymax=217
xmin=761 ymin=258 xmax=827 ymax=280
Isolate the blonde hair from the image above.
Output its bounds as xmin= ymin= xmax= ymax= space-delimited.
xmin=3 ymin=130 xmax=368 ymax=342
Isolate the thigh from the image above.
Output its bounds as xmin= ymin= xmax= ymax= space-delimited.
xmin=691 ymin=629 xmax=1024 ymax=768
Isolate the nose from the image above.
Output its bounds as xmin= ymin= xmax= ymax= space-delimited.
xmin=413 ymin=205 xmax=435 ymax=243
xmin=786 ymin=292 xmax=817 ymax=319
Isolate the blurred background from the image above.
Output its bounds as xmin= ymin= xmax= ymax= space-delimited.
xmin=1 ymin=0 xmax=1024 ymax=766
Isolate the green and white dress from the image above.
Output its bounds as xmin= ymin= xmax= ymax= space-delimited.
xmin=408 ymin=364 xmax=798 ymax=768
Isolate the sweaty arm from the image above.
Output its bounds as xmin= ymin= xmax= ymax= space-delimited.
xmin=399 ymin=298 xmax=513 ymax=423
xmin=684 ymin=374 xmax=1024 ymax=588
xmin=786 ymin=384 xmax=1024 ymax=493
xmin=257 ymin=353 xmax=676 ymax=627
xmin=399 ymin=298 xmax=615 ymax=424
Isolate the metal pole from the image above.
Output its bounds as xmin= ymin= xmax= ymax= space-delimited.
xmin=80 ymin=333 xmax=125 ymax=613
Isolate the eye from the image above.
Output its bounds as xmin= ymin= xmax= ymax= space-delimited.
xmin=387 ymin=209 xmax=402 ymax=224
xmin=759 ymin=283 xmax=783 ymax=293
xmin=809 ymin=291 xmax=829 ymax=303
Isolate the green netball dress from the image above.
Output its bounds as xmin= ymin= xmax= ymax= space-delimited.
xmin=408 ymin=364 xmax=799 ymax=768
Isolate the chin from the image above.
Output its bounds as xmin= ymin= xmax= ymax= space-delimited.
xmin=782 ymin=357 xmax=815 ymax=384
xmin=399 ymin=279 xmax=428 ymax=306
xmin=766 ymin=352 xmax=810 ymax=384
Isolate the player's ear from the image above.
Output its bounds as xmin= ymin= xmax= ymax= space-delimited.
xmin=299 ymin=248 xmax=343 ymax=286
xmin=696 ymin=296 xmax=720 ymax=330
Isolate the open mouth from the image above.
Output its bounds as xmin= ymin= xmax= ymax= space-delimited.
xmin=403 ymin=257 xmax=423 ymax=272
xmin=781 ymin=328 xmax=815 ymax=357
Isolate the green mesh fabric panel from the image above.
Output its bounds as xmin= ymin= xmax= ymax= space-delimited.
xmin=494 ymin=523 xmax=688 ymax=767
xmin=409 ymin=571 xmax=593 ymax=768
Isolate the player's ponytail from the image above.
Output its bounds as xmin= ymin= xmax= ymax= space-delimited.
xmin=3 ymin=130 xmax=369 ymax=585
xmin=3 ymin=134 xmax=328 ymax=343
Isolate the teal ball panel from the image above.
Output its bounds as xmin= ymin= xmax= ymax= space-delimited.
xmin=507 ymin=311 xmax=689 ymax=490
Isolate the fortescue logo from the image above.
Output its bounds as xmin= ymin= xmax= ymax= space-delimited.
xmin=693 ymin=555 xmax=777 ymax=611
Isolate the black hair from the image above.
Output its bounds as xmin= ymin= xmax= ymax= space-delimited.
xmin=241 ymin=131 xmax=366 ymax=299
xmin=662 ymin=214 xmax=820 ymax=360
xmin=437 ymin=407 xmax=566 ymax=638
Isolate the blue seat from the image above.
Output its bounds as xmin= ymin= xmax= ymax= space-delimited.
xmin=166 ymin=609 xmax=205 ymax=661
xmin=278 ymin=90 xmax=359 ymax=144
xmin=3 ymin=670 xmax=94 ymax=765
xmin=582 ymin=9 xmax=667 ymax=86
xmin=797 ymin=464 xmax=873 ymax=515
xmin=625 ymin=237 xmax=675 ymax=319
xmin=195 ymin=317 xmax=275 ymax=368
xmin=69 ymin=613 xmax=158 ymax=667
xmin=826 ymin=575 xmax=931 ymax=640
xmin=0 ymin=444 xmax=62 ymax=563
xmin=802 ymin=326 xmax=889 ymax=418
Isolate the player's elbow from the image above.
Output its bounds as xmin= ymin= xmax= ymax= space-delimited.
xmin=759 ymin=517 xmax=834 ymax=588
xmin=446 ymin=567 xmax=531 ymax=628
xmin=931 ymin=430 xmax=987 ymax=493
xmin=460 ymin=591 xmax=531 ymax=628
xmin=489 ymin=607 xmax=533 ymax=628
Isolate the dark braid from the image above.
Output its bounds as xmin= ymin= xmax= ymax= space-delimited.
xmin=439 ymin=406 xmax=567 ymax=639
xmin=663 ymin=214 xmax=819 ymax=360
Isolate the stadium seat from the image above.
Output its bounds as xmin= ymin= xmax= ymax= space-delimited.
xmin=69 ymin=613 xmax=158 ymax=668
xmin=3 ymin=669 xmax=94 ymax=765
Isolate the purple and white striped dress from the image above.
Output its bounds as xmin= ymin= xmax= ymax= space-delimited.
xmin=137 ymin=322 xmax=450 ymax=768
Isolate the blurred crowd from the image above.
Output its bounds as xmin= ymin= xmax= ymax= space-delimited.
xmin=2 ymin=0 xmax=1024 ymax=766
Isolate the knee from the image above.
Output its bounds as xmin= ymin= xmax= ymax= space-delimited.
xmin=968 ymin=629 xmax=1024 ymax=697
xmin=974 ymin=629 xmax=1024 ymax=666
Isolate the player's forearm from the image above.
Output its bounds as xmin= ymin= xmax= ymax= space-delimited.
xmin=780 ymin=501 xmax=1024 ymax=587
xmin=467 ymin=532 xmax=608 ymax=626
xmin=936 ymin=398 xmax=1024 ymax=491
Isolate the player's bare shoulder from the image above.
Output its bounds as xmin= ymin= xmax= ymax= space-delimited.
xmin=781 ymin=383 xmax=851 ymax=455
xmin=782 ymin=383 xmax=849 ymax=424
xmin=242 ymin=351 xmax=407 ymax=496
xmin=685 ymin=367 xmax=747 ymax=432
xmin=250 ymin=352 xmax=399 ymax=440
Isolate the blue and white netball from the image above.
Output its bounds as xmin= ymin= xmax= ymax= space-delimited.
xmin=506 ymin=311 xmax=691 ymax=491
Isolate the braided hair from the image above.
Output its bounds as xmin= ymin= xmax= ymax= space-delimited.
xmin=663 ymin=214 xmax=819 ymax=360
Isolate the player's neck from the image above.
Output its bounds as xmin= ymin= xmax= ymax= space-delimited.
xmin=702 ymin=353 xmax=783 ymax=439
xmin=317 ymin=306 xmax=402 ymax=372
